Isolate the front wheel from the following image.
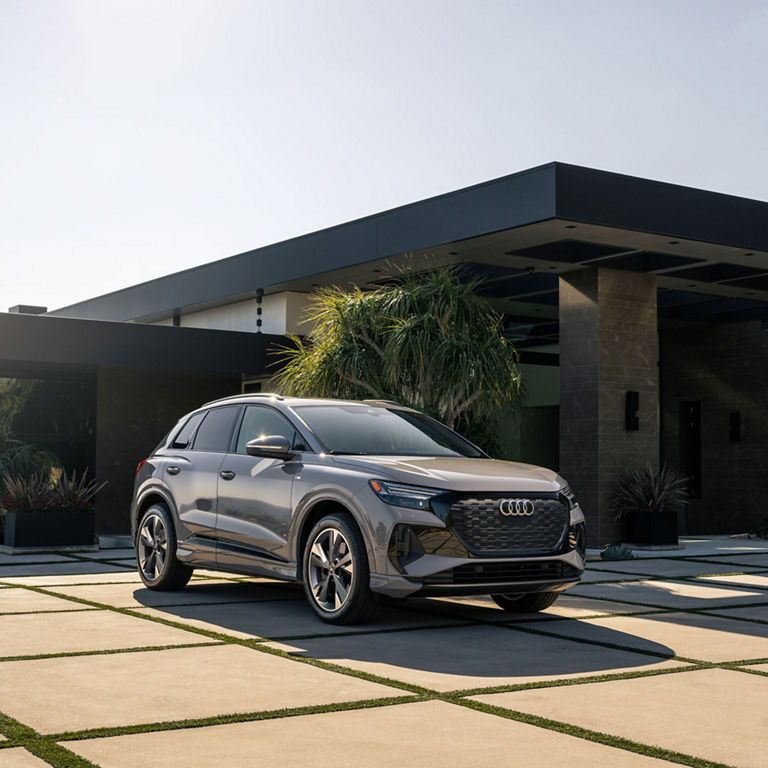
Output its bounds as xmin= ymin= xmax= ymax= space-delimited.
xmin=136 ymin=504 xmax=193 ymax=590
xmin=490 ymin=592 xmax=559 ymax=612
xmin=303 ymin=513 xmax=379 ymax=624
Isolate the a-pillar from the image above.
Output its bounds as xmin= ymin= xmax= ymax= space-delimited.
xmin=559 ymin=268 xmax=659 ymax=547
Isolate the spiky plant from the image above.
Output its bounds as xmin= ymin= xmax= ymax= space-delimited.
xmin=610 ymin=465 xmax=689 ymax=521
xmin=0 ymin=471 xmax=52 ymax=514
xmin=272 ymin=267 xmax=520 ymax=451
xmin=53 ymin=468 xmax=107 ymax=513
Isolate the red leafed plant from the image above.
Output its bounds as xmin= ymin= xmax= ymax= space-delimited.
xmin=0 ymin=469 xmax=106 ymax=516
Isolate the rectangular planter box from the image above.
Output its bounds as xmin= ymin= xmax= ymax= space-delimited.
xmin=627 ymin=512 xmax=679 ymax=547
xmin=3 ymin=509 xmax=96 ymax=549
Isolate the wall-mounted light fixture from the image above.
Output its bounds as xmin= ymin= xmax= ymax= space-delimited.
xmin=729 ymin=412 xmax=741 ymax=443
xmin=625 ymin=391 xmax=639 ymax=431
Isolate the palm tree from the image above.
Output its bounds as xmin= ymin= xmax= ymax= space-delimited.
xmin=272 ymin=267 xmax=520 ymax=451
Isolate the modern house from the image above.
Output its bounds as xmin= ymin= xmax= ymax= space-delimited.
xmin=2 ymin=162 xmax=767 ymax=545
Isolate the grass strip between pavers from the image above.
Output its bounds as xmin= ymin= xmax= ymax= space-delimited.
xmin=443 ymin=662 xmax=700 ymax=697
xmin=0 ymin=711 xmax=100 ymax=768
xmin=49 ymin=694 xmax=426 ymax=743
xmin=0 ymin=607 xmax=102 ymax=617
xmin=0 ymin=641 xmax=224 ymax=664
xmin=453 ymin=697 xmax=740 ymax=768
xmin=0 ymin=577 xmax=758 ymax=768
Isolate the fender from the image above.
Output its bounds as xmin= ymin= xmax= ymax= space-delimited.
xmin=132 ymin=482 xmax=179 ymax=543
xmin=290 ymin=487 xmax=378 ymax=577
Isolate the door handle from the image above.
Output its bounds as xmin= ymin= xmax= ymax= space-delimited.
xmin=220 ymin=470 xmax=236 ymax=480
xmin=166 ymin=466 xmax=180 ymax=476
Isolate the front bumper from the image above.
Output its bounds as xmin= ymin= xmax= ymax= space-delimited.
xmin=371 ymin=547 xmax=584 ymax=598
xmin=361 ymin=484 xmax=586 ymax=598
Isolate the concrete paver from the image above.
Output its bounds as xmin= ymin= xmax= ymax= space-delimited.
xmin=0 ymin=565 xmax=139 ymax=585
xmin=0 ymin=554 xmax=73 ymax=565
xmin=586 ymin=558 xmax=762 ymax=578
xmin=686 ymin=553 xmax=768 ymax=568
xmin=696 ymin=573 xmax=768 ymax=590
xmin=268 ymin=624 xmax=686 ymax=691
xmin=63 ymin=699 xmax=677 ymax=768
xmin=45 ymin=579 xmax=303 ymax=609
xmin=0 ymin=644 xmax=403 ymax=734
xmin=473 ymin=668 xmax=768 ymax=768
xmin=518 ymin=611 xmax=768 ymax=662
xmin=697 ymin=604 xmax=768 ymax=623
xmin=569 ymin=578 xmax=765 ymax=609
xmin=0 ymin=587 xmax=93 ymax=614
xmin=79 ymin=548 xmax=136 ymax=560
xmin=132 ymin=599 xmax=469 ymax=640
xmin=0 ymin=608 xmax=205 ymax=657
xmin=0 ymin=748 xmax=51 ymax=767
xmin=577 ymin=569 xmax=643 ymax=582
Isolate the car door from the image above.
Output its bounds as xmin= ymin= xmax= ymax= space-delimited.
xmin=162 ymin=405 xmax=241 ymax=549
xmin=215 ymin=404 xmax=303 ymax=568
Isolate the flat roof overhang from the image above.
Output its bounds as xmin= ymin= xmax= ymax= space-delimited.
xmin=0 ymin=313 xmax=282 ymax=376
xmin=48 ymin=162 xmax=768 ymax=332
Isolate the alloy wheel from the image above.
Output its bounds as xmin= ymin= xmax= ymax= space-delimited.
xmin=307 ymin=527 xmax=354 ymax=612
xmin=138 ymin=512 xmax=168 ymax=581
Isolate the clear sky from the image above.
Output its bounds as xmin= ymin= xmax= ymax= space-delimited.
xmin=1 ymin=0 xmax=767 ymax=313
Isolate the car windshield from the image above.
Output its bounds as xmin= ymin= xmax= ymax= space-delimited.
xmin=292 ymin=405 xmax=485 ymax=457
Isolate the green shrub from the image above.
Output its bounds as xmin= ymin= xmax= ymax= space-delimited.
xmin=751 ymin=518 xmax=768 ymax=540
xmin=0 ymin=426 xmax=57 ymax=496
xmin=600 ymin=543 xmax=634 ymax=561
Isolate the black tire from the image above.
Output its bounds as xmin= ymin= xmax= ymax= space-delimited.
xmin=490 ymin=592 xmax=559 ymax=612
xmin=302 ymin=513 xmax=380 ymax=624
xmin=136 ymin=503 xmax=193 ymax=590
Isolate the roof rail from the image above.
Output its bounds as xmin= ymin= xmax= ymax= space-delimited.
xmin=203 ymin=392 xmax=285 ymax=406
xmin=363 ymin=399 xmax=404 ymax=407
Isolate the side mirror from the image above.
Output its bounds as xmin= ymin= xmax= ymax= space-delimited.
xmin=245 ymin=435 xmax=294 ymax=460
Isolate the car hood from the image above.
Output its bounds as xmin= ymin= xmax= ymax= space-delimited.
xmin=329 ymin=455 xmax=562 ymax=493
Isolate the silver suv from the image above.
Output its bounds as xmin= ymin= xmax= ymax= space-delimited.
xmin=131 ymin=395 xmax=585 ymax=624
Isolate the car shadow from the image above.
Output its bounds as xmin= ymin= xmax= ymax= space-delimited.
xmin=137 ymin=582 xmax=678 ymax=681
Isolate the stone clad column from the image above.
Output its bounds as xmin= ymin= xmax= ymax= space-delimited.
xmin=559 ymin=268 xmax=659 ymax=546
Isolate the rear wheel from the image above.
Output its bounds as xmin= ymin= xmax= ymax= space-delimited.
xmin=303 ymin=513 xmax=379 ymax=624
xmin=136 ymin=504 xmax=193 ymax=590
xmin=490 ymin=592 xmax=559 ymax=612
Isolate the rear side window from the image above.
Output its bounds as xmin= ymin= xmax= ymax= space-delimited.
xmin=170 ymin=411 xmax=206 ymax=449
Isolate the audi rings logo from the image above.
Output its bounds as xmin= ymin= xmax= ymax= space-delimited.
xmin=499 ymin=499 xmax=535 ymax=517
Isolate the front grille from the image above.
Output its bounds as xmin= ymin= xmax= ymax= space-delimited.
xmin=449 ymin=496 xmax=568 ymax=555
xmin=424 ymin=561 xmax=581 ymax=585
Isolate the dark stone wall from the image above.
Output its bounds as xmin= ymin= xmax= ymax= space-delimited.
xmin=560 ymin=268 xmax=659 ymax=547
xmin=660 ymin=319 xmax=768 ymax=534
xmin=94 ymin=367 xmax=240 ymax=534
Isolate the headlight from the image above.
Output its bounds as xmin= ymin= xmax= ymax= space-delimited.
xmin=368 ymin=480 xmax=442 ymax=510
xmin=557 ymin=477 xmax=578 ymax=508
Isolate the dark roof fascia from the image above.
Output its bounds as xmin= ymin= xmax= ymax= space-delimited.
xmin=554 ymin=163 xmax=768 ymax=252
xmin=0 ymin=313 xmax=282 ymax=376
xmin=48 ymin=164 xmax=558 ymax=322
xmin=48 ymin=162 xmax=768 ymax=325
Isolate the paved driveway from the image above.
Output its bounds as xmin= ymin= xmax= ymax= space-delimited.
xmin=0 ymin=538 xmax=767 ymax=767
